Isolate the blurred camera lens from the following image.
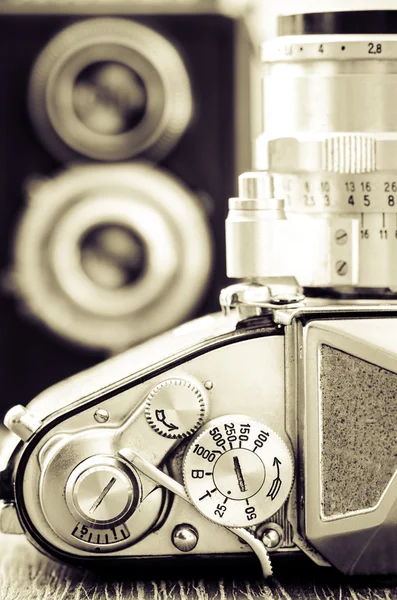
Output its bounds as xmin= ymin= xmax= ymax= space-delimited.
xmin=28 ymin=18 xmax=193 ymax=162
xmin=73 ymin=62 xmax=147 ymax=136
xmin=79 ymin=224 xmax=147 ymax=289
xmin=12 ymin=164 xmax=212 ymax=351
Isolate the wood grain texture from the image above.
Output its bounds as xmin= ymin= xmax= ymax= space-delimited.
xmin=1 ymin=533 xmax=397 ymax=600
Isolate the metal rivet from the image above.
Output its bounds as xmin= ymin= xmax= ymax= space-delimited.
xmin=172 ymin=524 xmax=198 ymax=552
xmin=204 ymin=381 xmax=213 ymax=390
xmin=94 ymin=408 xmax=109 ymax=423
xmin=259 ymin=524 xmax=283 ymax=551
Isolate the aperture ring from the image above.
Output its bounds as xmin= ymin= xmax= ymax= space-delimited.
xmin=263 ymin=36 xmax=397 ymax=62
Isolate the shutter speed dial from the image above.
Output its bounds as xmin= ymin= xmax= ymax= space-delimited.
xmin=183 ymin=415 xmax=294 ymax=528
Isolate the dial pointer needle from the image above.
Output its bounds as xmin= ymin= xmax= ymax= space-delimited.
xmin=233 ymin=456 xmax=247 ymax=492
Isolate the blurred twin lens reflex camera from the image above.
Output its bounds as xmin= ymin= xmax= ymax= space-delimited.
xmin=0 ymin=1 xmax=260 ymax=415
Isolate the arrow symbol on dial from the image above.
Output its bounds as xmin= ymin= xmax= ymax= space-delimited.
xmin=155 ymin=409 xmax=179 ymax=431
xmin=267 ymin=457 xmax=282 ymax=501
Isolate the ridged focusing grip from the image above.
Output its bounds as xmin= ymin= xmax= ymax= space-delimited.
xmin=259 ymin=134 xmax=381 ymax=175
xmin=322 ymin=134 xmax=376 ymax=174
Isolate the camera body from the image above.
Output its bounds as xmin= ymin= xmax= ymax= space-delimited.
xmin=0 ymin=0 xmax=259 ymax=415
xmin=1 ymin=296 xmax=397 ymax=577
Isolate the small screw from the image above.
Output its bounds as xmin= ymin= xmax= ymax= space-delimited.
xmin=261 ymin=527 xmax=282 ymax=550
xmin=335 ymin=229 xmax=348 ymax=245
xmin=204 ymin=381 xmax=213 ymax=390
xmin=172 ymin=524 xmax=198 ymax=552
xmin=94 ymin=408 xmax=109 ymax=423
xmin=336 ymin=260 xmax=348 ymax=276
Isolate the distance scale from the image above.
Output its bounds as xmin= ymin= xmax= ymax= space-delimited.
xmin=183 ymin=415 xmax=293 ymax=528
xmin=271 ymin=174 xmax=397 ymax=290
xmin=273 ymin=174 xmax=397 ymax=215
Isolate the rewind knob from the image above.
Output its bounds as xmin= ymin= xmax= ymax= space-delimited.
xmin=144 ymin=376 xmax=208 ymax=439
xmin=65 ymin=455 xmax=141 ymax=529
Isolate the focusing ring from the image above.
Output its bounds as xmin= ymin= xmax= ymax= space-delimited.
xmin=28 ymin=18 xmax=193 ymax=162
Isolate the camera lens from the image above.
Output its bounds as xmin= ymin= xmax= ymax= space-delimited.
xmin=79 ymin=224 xmax=147 ymax=289
xmin=28 ymin=18 xmax=193 ymax=162
xmin=258 ymin=10 xmax=397 ymax=295
xmin=73 ymin=62 xmax=147 ymax=136
xmin=12 ymin=164 xmax=212 ymax=351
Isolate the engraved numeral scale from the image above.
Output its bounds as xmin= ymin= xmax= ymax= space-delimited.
xmin=257 ymin=36 xmax=397 ymax=292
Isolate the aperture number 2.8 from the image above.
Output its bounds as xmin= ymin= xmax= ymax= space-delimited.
xmin=368 ymin=43 xmax=382 ymax=54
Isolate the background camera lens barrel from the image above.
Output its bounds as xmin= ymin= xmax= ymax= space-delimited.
xmin=0 ymin=5 xmax=256 ymax=416
xmin=12 ymin=164 xmax=212 ymax=351
xmin=28 ymin=18 xmax=193 ymax=162
xmin=257 ymin=10 xmax=397 ymax=295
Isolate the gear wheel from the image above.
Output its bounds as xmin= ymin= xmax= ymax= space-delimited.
xmin=145 ymin=377 xmax=208 ymax=439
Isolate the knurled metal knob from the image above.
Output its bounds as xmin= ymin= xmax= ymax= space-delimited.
xmin=145 ymin=377 xmax=208 ymax=439
xmin=260 ymin=134 xmax=378 ymax=174
xmin=65 ymin=456 xmax=141 ymax=528
xmin=322 ymin=134 xmax=376 ymax=174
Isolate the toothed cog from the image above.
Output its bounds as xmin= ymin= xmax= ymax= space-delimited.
xmin=145 ymin=377 xmax=208 ymax=439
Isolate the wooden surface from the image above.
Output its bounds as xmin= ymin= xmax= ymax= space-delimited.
xmin=1 ymin=532 xmax=397 ymax=600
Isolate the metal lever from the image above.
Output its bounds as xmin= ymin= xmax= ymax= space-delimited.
xmin=118 ymin=448 xmax=273 ymax=578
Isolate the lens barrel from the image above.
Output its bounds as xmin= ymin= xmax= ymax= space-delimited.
xmin=257 ymin=10 xmax=397 ymax=294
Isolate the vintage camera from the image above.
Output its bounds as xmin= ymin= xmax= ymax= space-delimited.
xmin=2 ymin=8 xmax=397 ymax=578
xmin=0 ymin=0 xmax=259 ymax=416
